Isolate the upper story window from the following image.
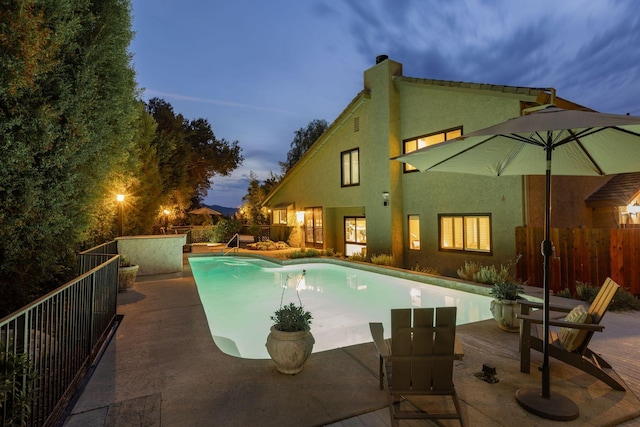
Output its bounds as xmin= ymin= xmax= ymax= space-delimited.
xmin=439 ymin=213 xmax=492 ymax=254
xmin=341 ymin=148 xmax=360 ymax=186
xmin=403 ymin=127 xmax=462 ymax=172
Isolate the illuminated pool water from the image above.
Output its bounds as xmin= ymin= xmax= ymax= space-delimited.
xmin=189 ymin=256 xmax=493 ymax=359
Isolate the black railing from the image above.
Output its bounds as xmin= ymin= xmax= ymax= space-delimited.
xmin=1 ymin=251 xmax=120 ymax=426
xmin=77 ymin=240 xmax=118 ymax=275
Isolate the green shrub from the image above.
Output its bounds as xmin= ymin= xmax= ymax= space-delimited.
xmin=248 ymin=224 xmax=261 ymax=237
xmin=572 ymin=281 xmax=640 ymax=312
xmin=270 ymin=302 xmax=312 ymax=332
xmin=0 ymin=343 xmax=38 ymax=426
xmin=555 ymin=288 xmax=573 ymax=299
xmin=575 ymin=281 xmax=600 ymax=303
xmin=457 ymin=255 xmax=523 ymax=286
xmin=371 ymin=253 xmax=394 ymax=266
xmin=611 ymin=288 xmax=640 ymax=311
xmin=287 ymin=248 xmax=321 ymax=259
xmin=456 ymin=261 xmax=483 ymax=281
xmin=411 ymin=263 xmax=440 ymax=275
xmin=349 ymin=252 xmax=367 ymax=262
xmin=489 ymin=282 xmax=524 ymax=300
xmin=212 ymin=218 xmax=243 ymax=242
xmin=250 ymin=240 xmax=291 ymax=251
xmin=274 ymin=241 xmax=290 ymax=250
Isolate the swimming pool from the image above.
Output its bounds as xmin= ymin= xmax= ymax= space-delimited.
xmin=190 ymin=256 xmax=494 ymax=359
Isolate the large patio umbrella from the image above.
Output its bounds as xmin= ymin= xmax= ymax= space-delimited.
xmin=394 ymin=105 xmax=640 ymax=420
xmin=189 ymin=206 xmax=222 ymax=216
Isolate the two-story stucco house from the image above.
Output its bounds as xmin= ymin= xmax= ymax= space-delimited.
xmin=263 ymin=56 xmax=621 ymax=277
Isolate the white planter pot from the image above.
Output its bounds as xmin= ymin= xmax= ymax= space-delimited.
xmin=266 ymin=326 xmax=315 ymax=374
xmin=490 ymin=298 xmax=521 ymax=332
xmin=118 ymin=265 xmax=139 ymax=291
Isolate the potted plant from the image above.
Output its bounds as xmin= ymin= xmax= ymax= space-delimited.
xmin=118 ymin=255 xmax=139 ymax=292
xmin=489 ymin=281 xmax=524 ymax=332
xmin=265 ymin=272 xmax=314 ymax=374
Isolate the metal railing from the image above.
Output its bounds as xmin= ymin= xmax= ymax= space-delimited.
xmin=77 ymin=240 xmax=118 ymax=275
xmin=1 ymin=252 xmax=120 ymax=426
xmin=223 ymin=233 xmax=240 ymax=255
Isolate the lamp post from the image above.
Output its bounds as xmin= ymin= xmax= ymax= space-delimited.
xmin=163 ymin=209 xmax=170 ymax=230
xmin=117 ymin=194 xmax=125 ymax=236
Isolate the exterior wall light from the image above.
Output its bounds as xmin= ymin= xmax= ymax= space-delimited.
xmin=382 ymin=192 xmax=390 ymax=206
xmin=296 ymin=211 xmax=305 ymax=225
xmin=628 ymin=201 xmax=640 ymax=216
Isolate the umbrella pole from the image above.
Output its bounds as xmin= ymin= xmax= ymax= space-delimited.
xmin=515 ymin=141 xmax=579 ymax=421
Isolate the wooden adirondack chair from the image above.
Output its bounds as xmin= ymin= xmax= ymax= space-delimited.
xmin=519 ymin=277 xmax=624 ymax=391
xmin=369 ymin=307 xmax=464 ymax=427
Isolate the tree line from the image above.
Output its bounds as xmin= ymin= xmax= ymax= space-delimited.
xmin=0 ymin=0 xmax=242 ymax=315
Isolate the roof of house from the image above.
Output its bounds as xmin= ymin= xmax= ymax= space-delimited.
xmin=586 ymin=172 xmax=640 ymax=207
xmin=262 ymin=60 xmax=592 ymax=207
xmin=394 ymin=75 xmax=548 ymax=96
xmin=393 ymin=76 xmax=592 ymax=110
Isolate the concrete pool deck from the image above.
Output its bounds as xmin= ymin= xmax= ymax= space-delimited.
xmin=63 ymin=248 xmax=640 ymax=426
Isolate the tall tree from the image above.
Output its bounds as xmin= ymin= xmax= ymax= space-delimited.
xmin=241 ymin=171 xmax=280 ymax=225
xmin=146 ymin=98 xmax=243 ymax=215
xmin=279 ymin=119 xmax=328 ymax=174
xmin=0 ymin=0 xmax=138 ymax=315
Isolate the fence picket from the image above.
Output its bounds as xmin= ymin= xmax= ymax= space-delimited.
xmin=516 ymin=226 xmax=640 ymax=296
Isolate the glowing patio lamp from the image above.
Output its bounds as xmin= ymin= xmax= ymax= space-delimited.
xmin=163 ymin=209 xmax=170 ymax=229
xmin=117 ymin=194 xmax=125 ymax=236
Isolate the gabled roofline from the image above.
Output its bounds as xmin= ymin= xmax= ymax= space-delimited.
xmin=263 ymin=70 xmax=594 ymax=208
xmin=393 ymin=75 xmax=549 ymax=96
xmin=263 ymin=90 xmax=371 ymax=207
xmin=393 ymin=75 xmax=593 ymax=111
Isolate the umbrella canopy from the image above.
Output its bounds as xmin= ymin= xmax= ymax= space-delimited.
xmin=396 ymin=106 xmax=640 ymax=177
xmin=395 ymin=105 xmax=640 ymax=420
xmin=189 ymin=207 xmax=222 ymax=216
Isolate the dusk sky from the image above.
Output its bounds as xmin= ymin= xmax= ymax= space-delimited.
xmin=130 ymin=0 xmax=640 ymax=208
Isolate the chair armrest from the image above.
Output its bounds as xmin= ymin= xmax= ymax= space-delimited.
xmin=519 ymin=299 xmax=573 ymax=313
xmin=518 ymin=299 xmax=543 ymax=309
xmin=369 ymin=323 xmax=390 ymax=357
xmin=518 ymin=313 xmax=604 ymax=331
xmin=547 ymin=319 xmax=604 ymax=331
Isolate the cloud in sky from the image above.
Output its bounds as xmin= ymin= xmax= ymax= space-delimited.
xmin=131 ymin=0 xmax=640 ymax=208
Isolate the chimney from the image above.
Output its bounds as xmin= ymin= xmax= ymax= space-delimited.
xmin=376 ymin=55 xmax=389 ymax=64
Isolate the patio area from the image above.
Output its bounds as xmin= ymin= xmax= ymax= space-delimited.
xmin=63 ymin=248 xmax=640 ymax=426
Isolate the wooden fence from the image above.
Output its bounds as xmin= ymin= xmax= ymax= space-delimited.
xmin=515 ymin=226 xmax=640 ymax=295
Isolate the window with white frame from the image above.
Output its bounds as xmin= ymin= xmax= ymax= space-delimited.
xmin=341 ymin=148 xmax=360 ymax=186
xmin=403 ymin=127 xmax=462 ymax=172
xmin=408 ymin=215 xmax=420 ymax=250
xmin=439 ymin=214 xmax=491 ymax=253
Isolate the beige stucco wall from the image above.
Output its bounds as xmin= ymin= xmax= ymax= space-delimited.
xmin=396 ymin=81 xmax=537 ymax=275
xmin=116 ymin=235 xmax=186 ymax=275
xmin=264 ymin=58 xmax=553 ymax=274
